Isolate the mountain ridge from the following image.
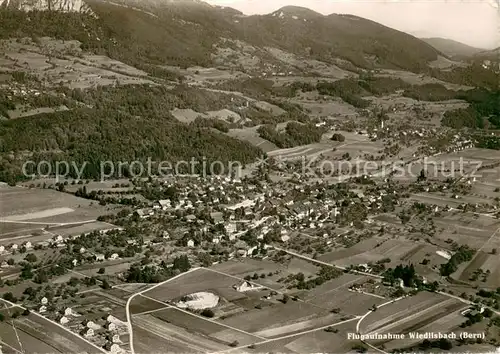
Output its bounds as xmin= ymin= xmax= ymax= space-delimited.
xmin=0 ymin=0 xmax=94 ymax=14
xmin=0 ymin=0 xmax=442 ymax=73
xmin=421 ymin=37 xmax=485 ymax=59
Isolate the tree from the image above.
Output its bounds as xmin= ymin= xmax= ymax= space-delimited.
xmin=97 ymin=268 xmax=106 ymax=274
xmin=0 ymin=313 xmax=4 ymax=321
xmin=23 ymin=287 xmax=35 ymax=297
xmin=417 ymin=169 xmax=427 ymax=182
xmin=25 ymin=253 xmax=37 ymax=263
xmin=352 ymin=344 xmax=367 ymax=353
xmin=331 ymin=133 xmax=345 ymax=142
xmin=436 ymin=338 xmax=453 ymax=350
xmin=229 ymin=341 xmax=239 ymax=347
xmin=33 ymin=270 xmax=49 ymax=284
xmin=281 ymin=294 xmax=290 ymax=304
xmin=2 ymin=292 xmax=17 ymax=303
xmin=68 ymin=277 xmax=80 ymax=287
xmin=101 ymin=279 xmax=111 ymax=290
xmin=200 ymin=309 xmax=215 ymax=318
xmin=197 ymin=253 xmax=212 ymax=267
xmin=172 ymin=255 xmax=191 ymax=272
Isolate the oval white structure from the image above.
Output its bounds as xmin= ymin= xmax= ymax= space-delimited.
xmin=175 ymin=292 xmax=219 ymax=310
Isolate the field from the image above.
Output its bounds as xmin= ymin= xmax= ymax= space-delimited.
xmin=375 ymin=69 xmax=472 ymax=91
xmin=210 ymin=257 xmax=321 ymax=291
xmin=359 ymin=292 xmax=463 ymax=333
xmin=290 ymin=95 xmax=359 ymax=118
xmin=0 ymin=38 xmax=153 ymax=93
xmin=303 ymin=274 xmax=386 ymax=316
xmin=144 ymin=268 xmax=247 ymax=303
xmin=0 ymin=186 xmax=108 ymax=221
xmin=131 ymin=312 xmax=229 ymax=353
xmin=358 ymin=292 xmax=469 ymax=351
xmin=252 ymin=320 xmax=360 ymax=354
xmin=219 ymin=300 xmax=333 ymax=334
xmin=128 ymin=268 xmax=267 ymax=353
xmin=0 ymin=185 xmax=115 ymax=242
xmin=267 ymin=131 xmax=385 ymax=163
xmin=226 ymin=126 xmax=278 ymax=153
xmin=127 ymin=266 xmax=376 ymax=353
xmin=432 ymin=213 xmax=500 ymax=249
xmin=318 ymin=237 xmax=422 ymax=268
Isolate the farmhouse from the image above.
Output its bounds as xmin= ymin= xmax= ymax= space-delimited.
xmin=81 ymin=328 xmax=94 ymax=337
xmin=210 ymin=212 xmax=224 ymax=224
xmin=95 ymin=254 xmax=106 ymax=261
xmin=58 ymin=316 xmax=69 ymax=325
xmin=104 ymin=342 xmax=121 ymax=353
xmin=281 ymin=234 xmax=290 ymax=242
xmin=109 ymin=253 xmax=119 ymax=260
xmin=106 ymin=322 xmax=117 ymax=331
xmin=233 ymin=281 xmax=263 ymax=292
xmin=157 ymin=199 xmax=171 ymax=210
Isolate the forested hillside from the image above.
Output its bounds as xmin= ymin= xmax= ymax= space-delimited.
xmin=0 ymin=85 xmax=262 ymax=183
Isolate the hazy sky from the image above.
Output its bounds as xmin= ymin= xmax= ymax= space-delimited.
xmin=206 ymin=0 xmax=499 ymax=49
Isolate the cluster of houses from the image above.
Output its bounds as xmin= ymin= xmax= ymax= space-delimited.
xmin=128 ymin=173 xmax=429 ymax=261
xmin=38 ymin=294 xmax=127 ymax=353
xmin=124 ymin=175 xmax=425 ymax=267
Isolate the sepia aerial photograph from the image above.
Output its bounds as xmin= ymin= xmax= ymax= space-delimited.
xmin=0 ymin=0 xmax=499 ymax=353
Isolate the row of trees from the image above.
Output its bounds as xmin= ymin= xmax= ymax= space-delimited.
xmin=125 ymin=255 xmax=191 ymax=283
xmin=440 ymin=245 xmax=476 ymax=276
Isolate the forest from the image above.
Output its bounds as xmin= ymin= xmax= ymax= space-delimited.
xmin=0 ymin=84 xmax=262 ymax=183
xmin=257 ymin=122 xmax=325 ymax=148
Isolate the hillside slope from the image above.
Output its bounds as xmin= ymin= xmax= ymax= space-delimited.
xmin=422 ymin=37 xmax=484 ymax=58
